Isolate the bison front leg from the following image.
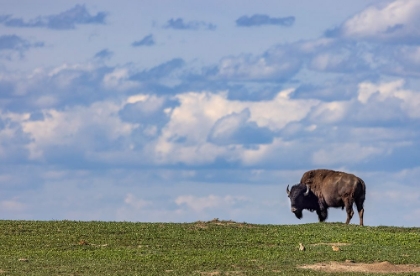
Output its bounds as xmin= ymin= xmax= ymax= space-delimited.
xmin=316 ymin=200 xmax=328 ymax=222
xmin=316 ymin=209 xmax=328 ymax=222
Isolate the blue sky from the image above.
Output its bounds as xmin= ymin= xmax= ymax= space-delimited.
xmin=1 ymin=0 xmax=420 ymax=226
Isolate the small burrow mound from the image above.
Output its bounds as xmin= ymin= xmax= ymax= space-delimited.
xmin=300 ymin=261 xmax=420 ymax=273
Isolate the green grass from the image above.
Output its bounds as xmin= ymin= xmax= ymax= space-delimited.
xmin=0 ymin=219 xmax=419 ymax=275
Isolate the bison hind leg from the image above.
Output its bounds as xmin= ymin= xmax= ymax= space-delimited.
xmin=344 ymin=198 xmax=355 ymax=224
xmin=355 ymin=197 xmax=365 ymax=226
xmin=345 ymin=208 xmax=354 ymax=224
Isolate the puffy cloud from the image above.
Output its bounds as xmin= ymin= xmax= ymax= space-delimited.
xmin=21 ymin=101 xmax=135 ymax=161
xmin=118 ymin=95 xmax=175 ymax=151
xmin=0 ymin=4 xmax=107 ymax=29
xmin=236 ymin=14 xmax=295 ymax=27
xmin=163 ymin=18 xmax=216 ymax=31
xmin=308 ymin=101 xmax=350 ymax=124
xmin=0 ymin=63 xmax=137 ymax=113
xmin=358 ymin=79 xmax=420 ymax=118
xmin=302 ymin=79 xmax=420 ymax=131
xmin=207 ymin=109 xmax=274 ymax=146
xmin=327 ymin=0 xmax=420 ymax=44
xmin=154 ymin=89 xmax=318 ymax=165
xmin=103 ymin=67 xmax=140 ymax=91
xmin=0 ymin=56 xmax=417 ymax=172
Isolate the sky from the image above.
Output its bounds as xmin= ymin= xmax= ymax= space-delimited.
xmin=0 ymin=0 xmax=420 ymax=226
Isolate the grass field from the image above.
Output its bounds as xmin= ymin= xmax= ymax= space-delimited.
xmin=0 ymin=219 xmax=419 ymax=275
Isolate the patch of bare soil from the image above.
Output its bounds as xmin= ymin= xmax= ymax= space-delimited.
xmin=300 ymin=261 xmax=420 ymax=274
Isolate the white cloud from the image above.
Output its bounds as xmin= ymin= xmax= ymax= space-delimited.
xmin=251 ymin=89 xmax=318 ymax=130
xmin=123 ymin=94 xmax=167 ymax=116
xmin=154 ymin=89 xmax=318 ymax=165
xmin=126 ymin=94 xmax=149 ymax=104
xmin=358 ymin=79 xmax=420 ymax=118
xmin=239 ymin=137 xmax=292 ymax=165
xmin=209 ymin=110 xmax=249 ymax=141
xmin=339 ymin=0 xmax=420 ymax=43
xmin=48 ymin=63 xmax=95 ymax=78
xmin=21 ymin=101 xmax=135 ymax=160
xmin=309 ymin=101 xmax=350 ymax=124
xmin=103 ymin=68 xmax=140 ymax=91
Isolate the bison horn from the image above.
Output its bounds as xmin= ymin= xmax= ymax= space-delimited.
xmin=286 ymin=185 xmax=290 ymax=196
xmin=304 ymin=184 xmax=310 ymax=196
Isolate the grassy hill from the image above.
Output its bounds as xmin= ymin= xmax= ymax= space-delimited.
xmin=0 ymin=219 xmax=419 ymax=275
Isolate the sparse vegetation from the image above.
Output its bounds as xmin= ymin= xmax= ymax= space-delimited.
xmin=0 ymin=219 xmax=419 ymax=275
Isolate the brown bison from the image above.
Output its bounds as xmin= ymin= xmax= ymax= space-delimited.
xmin=286 ymin=169 xmax=366 ymax=225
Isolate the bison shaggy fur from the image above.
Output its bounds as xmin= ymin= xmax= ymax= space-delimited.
xmin=287 ymin=169 xmax=366 ymax=225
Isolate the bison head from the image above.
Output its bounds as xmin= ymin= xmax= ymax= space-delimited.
xmin=286 ymin=184 xmax=315 ymax=219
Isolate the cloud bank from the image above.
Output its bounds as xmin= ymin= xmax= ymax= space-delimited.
xmin=0 ymin=0 xmax=420 ymax=226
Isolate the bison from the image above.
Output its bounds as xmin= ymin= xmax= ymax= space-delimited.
xmin=286 ymin=169 xmax=366 ymax=225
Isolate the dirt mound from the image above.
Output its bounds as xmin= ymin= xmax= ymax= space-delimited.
xmin=300 ymin=261 xmax=420 ymax=273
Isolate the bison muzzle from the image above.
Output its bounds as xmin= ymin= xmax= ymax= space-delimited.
xmin=286 ymin=169 xmax=366 ymax=226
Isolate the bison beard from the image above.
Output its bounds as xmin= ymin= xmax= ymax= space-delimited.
xmin=286 ymin=169 xmax=366 ymax=225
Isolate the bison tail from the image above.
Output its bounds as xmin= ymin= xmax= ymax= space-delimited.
xmin=357 ymin=177 xmax=366 ymax=195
